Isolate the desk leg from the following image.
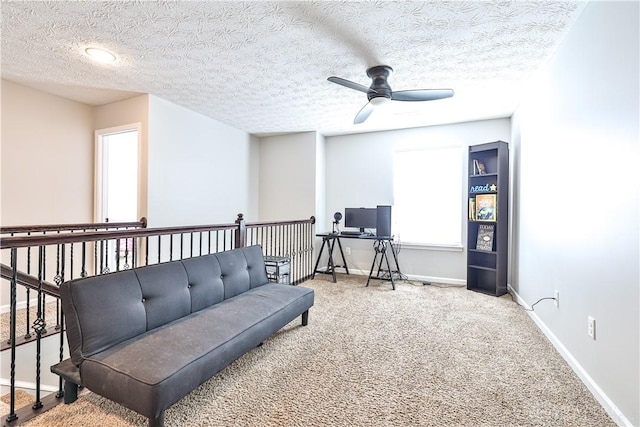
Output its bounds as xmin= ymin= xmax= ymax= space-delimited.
xmin=335 ymin=238 xmax=349 ymax=275
xmin=389 ymin=241 xmax=402 ymax=276
xmin=366 ymin=248 xmax=379 ymax=287
xmin=382 ymin=244 xmax=396 ymax=290
xmin=366 ymin=240 xmax=396 ymax=290
xmin=376 ymin=244 xmax=386 ymax=277
xmin=327 ymin=238 xmax=337 ymax=283
xmin=312 ymin=238 xmax=328 ymax=279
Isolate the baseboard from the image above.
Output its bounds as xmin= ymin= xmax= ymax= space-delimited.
xmin=314 ymin=267 xmax=465 ymax=286
xmin=508 ymin=284 xmax=632 ymax=427
xmin=0 ymin=297 xmax=40 ymax=315
xmin=404 ymin=274 xmax=465 ymax=286
xmin=0 ymin=378 xmax=58 ymax=394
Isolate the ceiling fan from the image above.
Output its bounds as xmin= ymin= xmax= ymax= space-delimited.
xmin=328 ymin=65 xmax=454 ymax=124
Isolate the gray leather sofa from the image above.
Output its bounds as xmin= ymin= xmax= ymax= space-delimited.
xmin=54 ymin=245 xmax=314 ymax=427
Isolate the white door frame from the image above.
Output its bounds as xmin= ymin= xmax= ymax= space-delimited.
xmin=94 ymin=123 xmax=142 ymax=223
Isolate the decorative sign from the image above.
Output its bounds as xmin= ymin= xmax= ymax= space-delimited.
xmin=470 ymin=183 xmax=497 ymax=193
xmin=476 ymin=224 xmax=495 ymax=251
xmin=475 ymin=194 xmax=497 ymax=222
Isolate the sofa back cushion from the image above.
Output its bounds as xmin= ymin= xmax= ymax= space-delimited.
xmin=61 ymin=270 xmax=148 ymax=365
xmin=181 ymin=254 xmax=224 ymax=311
xmin=134 ymin=262 xmax=191 ymax=330
xmin=61 ymin=245 xmax=269 ymax=366
xmin=217 ymin=248 xmax=251 ymax=299
xmin=243 ymin=244 xmax=270 ymax=289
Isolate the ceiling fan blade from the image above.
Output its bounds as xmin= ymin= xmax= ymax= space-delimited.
xmin=390 ymin=89 xmax=454 ymax=102
xmin=354 ymin=100 xmax=376 ymax=124
xmin=328 ymin=76 xmax=377 ymax=94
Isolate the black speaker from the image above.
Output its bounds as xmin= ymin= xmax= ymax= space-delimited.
xmin=376 ymin=205 xmax=392 ymax=237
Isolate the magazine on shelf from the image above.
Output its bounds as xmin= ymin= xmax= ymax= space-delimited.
xmin=476 ymin=224 xmax=495 ymax=251
xmin=475 ymin=194 xmax=497 ymax=221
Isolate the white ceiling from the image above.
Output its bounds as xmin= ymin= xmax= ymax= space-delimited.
xmin=1 ymin=1 xmax=587 ymax=137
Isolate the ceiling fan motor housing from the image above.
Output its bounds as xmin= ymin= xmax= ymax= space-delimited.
xmin=366 ymin=65 xmax=393 ymax=101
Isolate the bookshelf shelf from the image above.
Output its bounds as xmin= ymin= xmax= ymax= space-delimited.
xmin=467 ymin=141 xmax=509 ymax=296
xmin=468 ymin=264 xmax=496 ymax=272
xmin=470 ymin=172 xmax=498 ymax=178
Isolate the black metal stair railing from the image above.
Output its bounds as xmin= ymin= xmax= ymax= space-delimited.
xmin=1 ymin=219 xmax=147 ymax=352
xmin=245 ymin=218 xmax=316 ymax=285
xmin=1 ymin=219 xmax=147 ymax=425
xmin=0 ymin=214 xmax=315 ymax=425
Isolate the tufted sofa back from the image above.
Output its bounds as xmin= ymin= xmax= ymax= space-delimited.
xmin=61 ymin=245 xmax=269 ymax=367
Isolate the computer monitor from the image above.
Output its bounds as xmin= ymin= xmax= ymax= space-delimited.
xmin=344 ymin=208 xmax=377 ymax=233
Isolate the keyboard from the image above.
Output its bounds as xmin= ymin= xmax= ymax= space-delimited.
xmin=340 ymin=231 xmax=363 ymax=236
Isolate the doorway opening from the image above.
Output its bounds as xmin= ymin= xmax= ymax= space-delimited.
xmin=95 ymin=124 xmax=140 ymax=271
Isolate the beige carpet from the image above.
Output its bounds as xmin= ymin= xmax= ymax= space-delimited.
xmin=21 ymin=274 xmax=613 ymax=426
xmin=1 ymin=300 xmax=60 ymax=343
xmin=0 ymin=389 xmax=33 ymax=416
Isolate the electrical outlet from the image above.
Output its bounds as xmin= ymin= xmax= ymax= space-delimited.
xmin=345 ymin=247 xmax=351 ymax=255
xmin=588 ymin=316 xmax=596 ymax=340
xmin=554 ymin=290 xmax=559 ymax=308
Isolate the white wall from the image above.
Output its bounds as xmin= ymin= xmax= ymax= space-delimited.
xmin=147 ymin=95 xmax=256 ymax=227
xmin=0 ymin=80 xmax=95 ymax=309
xmin=325 ymin=119 xmax=510 ymax=281
xmin=258 ymin=132 xmax=318 ymax=222
xmin=511 ymin=1 xmax=639 ymax=425
xmin=315 ymin=132 xmax=326 ymax=234
xmin=0 ymin=81 xmax=94 ymax=388
xmin=1 ymin=80 xmax=94 ymax=226
xmin=0 ymin=336 xmax=67 ymax=393
xmin=248 ymin=135 xmax=261 ymax=220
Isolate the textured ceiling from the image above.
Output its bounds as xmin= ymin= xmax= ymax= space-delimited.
xmin=1 ymin=1 xmax=587 ymax=136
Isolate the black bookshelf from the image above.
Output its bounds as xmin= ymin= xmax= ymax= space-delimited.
xmin=467 ymin=141 xmax=509 ymax=296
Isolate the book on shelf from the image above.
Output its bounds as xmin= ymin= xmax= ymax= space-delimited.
xmin=475 ymin=194 xmax=497 ymax=221
xmin=472 ymin=159 xmax=486 ymax=175
xmin=468 ymin=198 xmax=476 ymax=221
xmin=476 ymin=224 xmax=495 ymax=251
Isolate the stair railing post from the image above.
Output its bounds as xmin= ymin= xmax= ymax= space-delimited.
xmin=33 ymin=245 xmax=45 ymax=410
xmin=235 ymin=214 xmax=246 ymax=248
xmin=57 ymin=244 xmax=66 ymax=398
xmin=7 ymin=248 xmax=19 ymax=423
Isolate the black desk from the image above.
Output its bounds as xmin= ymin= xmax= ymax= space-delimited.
xmin=312 ymin=233 xmax=402 ymax=290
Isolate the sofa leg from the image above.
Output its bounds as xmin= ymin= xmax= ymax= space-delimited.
xmin=149 ymin=411 xmax=164 ymax=427
xmin=63 ymin=380 xmax=79 ymax=404
xmin=301 ymin=310 xmax=309 ymax=326
xmin=50 ymin=358 xmax=82 ymax=404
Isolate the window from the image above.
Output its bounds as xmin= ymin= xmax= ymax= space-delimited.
xmin=393 ymin=146 xmax=463 ymax=246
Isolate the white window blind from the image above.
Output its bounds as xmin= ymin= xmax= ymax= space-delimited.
xmin=393 ymin=146 xmax=463 ymax=246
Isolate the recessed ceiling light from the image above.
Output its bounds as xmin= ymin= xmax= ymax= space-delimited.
xmin=85 ymin=47 xmax=116 ymax=63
